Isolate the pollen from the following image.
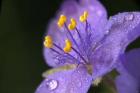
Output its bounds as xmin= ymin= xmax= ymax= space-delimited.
xmin=63 ymin=39 xmax=72 ymax=53
xmin=79 ymin=11 xmax=88 ymax=22
xmin=57 ymin=15 xmax=67 ymax=28
xmin=44 ymin=36 xmax=53 ymax=48
xmin=68 ymin=18 xmax=77 ymax=30
xmin=84 ymin=11 xmax=88 ymax=18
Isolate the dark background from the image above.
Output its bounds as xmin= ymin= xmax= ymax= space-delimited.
xmin=0 ymin=0 xmax=140 ymax=93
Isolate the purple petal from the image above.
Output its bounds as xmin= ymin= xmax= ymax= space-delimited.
xmin=92 ymin=12 xmax=140 ymax=79
xmin=58 ymin=0 xmax=79 ymax=17
xmin=115 ymin=48 xmax=140 ymax=93
xmin=115 ymin=74 xmax=138 ymax=93
xmin=35 ymin=66 xmax=92 ymax=93
xmin=44 ymin=0 xmax=107 ymax=67
xmin=78 ymin=0 xmax=107 ymax=29
xmin=122 ymin=48 xmax=140 ymax=82
xmin=59 ymin=0 xmax=108 ymax=40
xmin=59 ymin=0 xmax=107 ymax=22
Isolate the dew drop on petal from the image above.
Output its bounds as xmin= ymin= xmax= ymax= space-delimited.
xmin=45 ymin=79 xmax=58 ymax=90
xmin=96 ymin=10 xmax=102 ymax=16
xmin=124 ymin=13 xmax=134 ymax=21
xmin=105 ymin=30 xmax=110 ymax=35
xmin=77 ymin=81 xmax=82 ymax=87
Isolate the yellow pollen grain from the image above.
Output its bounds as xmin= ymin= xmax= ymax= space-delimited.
xmin=71 ymin=18 xmax=77 ymax=25
xmin=79 ymin=11 xmax=88 ymax=22
xmin=57 ymin=15 xmax=67 ymax=28
xmin=63 ymin=39 xmax=72 ymax=53
xmin=68 ymin=18 xmax=77 ymax=30
xmin=84 ymin=11 xmax=88 ymax=18
xmin=44 ymin=36 xmax=53 ymax=48
xmin=79 ymin=15 xmax=86 ymax=22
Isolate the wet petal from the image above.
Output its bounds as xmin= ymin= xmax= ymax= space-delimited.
xmin=115 ymin=48 xmax=140 ymax=93
xmin=44 ymin=0 xmax=107 ymax=67
xmin=78 ymin=0 xmax=107 ymax=31
xmin=35 ymin=66 xmax=92 ymax=93
xmin=92 ymin=12 xmax=140 ymax=79
xmin=60 ymin=0 xmax=108 ymax=40
xmin=58 ymin=0 xmax=79 ymax=17
xmin=59 ymin=0 xmax=107 ymax=25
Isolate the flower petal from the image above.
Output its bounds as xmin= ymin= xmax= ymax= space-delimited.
xmin=115 ymin=48 xmax=140 ymax=93
xmin=91 ymin=12 xmax=140 ymax=79
xmin=59 ymin=0 xmax=108 ymax=40
xmin=44 ymin=0 xmax=108 ymax=67
xmin=115 ymin=74 xmax=138 ymax=93
xmin=78 ymin=0 xmax=107 ymax=28
xmin=60 ymin=0 xmax=107 ymax=25
xmin=123 ymin=48 xmax=140 ymax=80
xmin=58 ymin=0 xmax=79 ymax=17
xmin=35 ymin=66 xmax=92 ymax=93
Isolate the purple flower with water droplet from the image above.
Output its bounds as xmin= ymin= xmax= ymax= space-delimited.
xmin=35 ymin=0 xmax=140 ymax=93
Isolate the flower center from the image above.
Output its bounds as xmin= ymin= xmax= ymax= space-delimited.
xmin=44 ymin=11 xmax=95 ymax=66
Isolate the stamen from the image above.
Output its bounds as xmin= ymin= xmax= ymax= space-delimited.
xmin=53 ymin=42 xmax=80 ymax=63
xmin=45 ymin=11 xmax=93 ymax=65
xmin=50 ymin=48 xmax=61 ymax=55
xmin=72 ymin=47 xmax=87 ymax=63
xmin=75 ymin=27 xmax=83 ymax=42
xmin=79 ymin=11 xmax=88 ymax=22
xmin=79 ymin=15 xmax=85 ymax=22
xmin=63 ymin=39 xmax=72 ymax=53
xmin=57 ymin=15 xmax=67 ymax=28
xmin=44 ymin=36 xmax=53 ymax=48
xmin=43 ymin=36 xmax=81 ymax=64
xmin=64 ymin=23 xmax=79 ymax=51
xmin=68 ymin=18 xmax=77 ymax=30
xmin=84 ymin=11 xmax=88 ymax=19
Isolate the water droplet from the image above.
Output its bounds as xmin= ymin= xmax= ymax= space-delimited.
xmin=105 ymin=30 xmax=110 ymax=35
xmin=77 ymin=81 xmax=82 ymax=87
xmin=124 ymin=13 xmax=134 ymax=21
xmin=45 ymin=79 xmax=58 ymax=90
xmin=96 ymin=10 xmax=102 ymax=16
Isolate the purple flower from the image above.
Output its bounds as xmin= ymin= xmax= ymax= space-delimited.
xmin=35 ymin=0 xmax=140 ymax=93
xmin=115 ymin=48 xmax=140 ymax=93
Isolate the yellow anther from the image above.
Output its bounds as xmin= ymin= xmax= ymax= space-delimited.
xmin=84 ymin=11 xmax=88 ymax=18
xmin=79 ymin=15 xmax=86 ymax=22
xmin=71 ymin=18 xmax=77 ymax=26
xmin=63 ymin=39 xmax=72 ymax=53
xmin=57 ymin=15 xmax=67 ymax=28
xmin=68 ymin=24 xmax=75 ymax=30
xmin=60 ymin=15 xmax=67 ymax=22
xmin=44 ymin=36 xmax=53 ymax=48
xmin=68 ymin=18 xmax=77 ymax=30
xmin=79 ymin=11 xmax=88 ymax=22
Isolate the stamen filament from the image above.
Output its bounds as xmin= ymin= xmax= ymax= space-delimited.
xmin=72 ymin=47 xmax=87 ymax=63
xmin=68 ymin=18 xmax=77 ymax=30
xmin=75 ymin=27 xmax=83 ymax=43
xmin=53 ymin=43 xmax=80 ymax=63
xmin=64 ymin=23 xmax=79 ymax=50
xmin=85 ymin=20 xmax=88 ymax=31
xmin=50 ymin=48 xmax=61 ymax=55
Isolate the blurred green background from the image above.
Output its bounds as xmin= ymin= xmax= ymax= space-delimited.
xmin=0 ymin=0 xmax=140 ymax=93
